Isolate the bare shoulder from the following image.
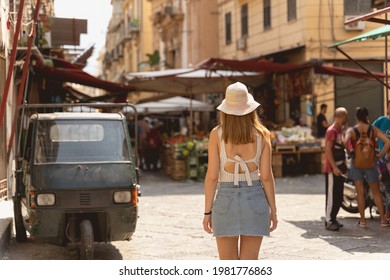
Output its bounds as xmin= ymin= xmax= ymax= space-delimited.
xmin=209 ymin=127 xmax=220 ymax=141
xmin=210 ymin=126 xmax=220 ymax=135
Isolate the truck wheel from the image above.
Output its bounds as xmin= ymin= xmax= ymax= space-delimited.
xmin=13 ymin=196 xmax=27 ymax=242
xmin=79 ymin=220 xmax=94 ymax=260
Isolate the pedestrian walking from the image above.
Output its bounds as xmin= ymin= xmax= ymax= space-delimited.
xmin=343 ymin=107 xmax=390 ymax=227
xmin=144 ymin=119 xmax=162 ymax=171
xmin=137 ymin=115 xmax=150 ymax=170
xmin=202 ymin=82 xmax=277 ymax=260
xmin=372 ymin=100 xmax=390 ymax=221
xmin=323 ymin=107 xmax=348 ymax=231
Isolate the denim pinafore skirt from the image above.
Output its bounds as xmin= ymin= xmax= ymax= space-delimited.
xmin=212 ymin=180 xmax=270 ymax=237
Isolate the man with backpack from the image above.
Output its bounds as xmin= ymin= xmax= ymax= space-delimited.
xmin=323 ymin=107 xmax=348 ymax=231
xmin=343 ymin=107 xmax=390 ymax=228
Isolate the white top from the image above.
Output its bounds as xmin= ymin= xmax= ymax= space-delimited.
xmin=218 ymin=126 xmax=262 ymax=186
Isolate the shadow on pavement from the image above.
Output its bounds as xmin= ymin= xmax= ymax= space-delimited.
xmin=94 ymin=242 xmax=123 ymax=260
xmin=5 ymin=237 xmax=124 ymax=260
xmin=287 ymin=217 xmax=390 ymax=255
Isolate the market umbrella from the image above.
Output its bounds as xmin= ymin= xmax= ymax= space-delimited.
xmin=123 ymin=68 xmax=264 ymax=95
xmin=125 ymin=96 xmax=214 ymax=114
xmin=329 ymin=24 xmax=390 ymax=97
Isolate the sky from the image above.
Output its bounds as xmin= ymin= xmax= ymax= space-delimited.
xmin=54 ymin=0 xmax=112 ymax=75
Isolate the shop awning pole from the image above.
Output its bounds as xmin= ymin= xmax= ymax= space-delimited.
xmin=7 ymin=0 xmax=41 ymax=160
xmin=335 ymin=46 xmax=390 ymax=90
xmin=0 ymin=0 xmax=25 ymax=130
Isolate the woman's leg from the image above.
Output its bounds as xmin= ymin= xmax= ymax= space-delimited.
xmin=216 ymin=236 xmax=239 ymax=260
xmin=239 ymin=235 xmax=263 ymax=260
xmin=354 ymin=180 xmax=366 ymax=225
xmin=368 ymin=182 xmax=387 ymax=224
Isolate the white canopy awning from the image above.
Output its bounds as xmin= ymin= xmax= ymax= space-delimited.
xmin=124 ymin=96 xmax=214 ymax=114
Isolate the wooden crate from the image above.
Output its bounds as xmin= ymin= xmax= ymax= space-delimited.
xmin=273 ymin=165 xmax=282 ymax=178
xmin=272 ymin=154 xmax=283 ymax=166
xmin=169 ymin=159 xmax=187 ymax=180
xmin=187 ymin=156 xmax=199 ymax=167
xmin=170 ymin=172 xmax=187 ymax=181
xmin=275 ymin=145 xmax=296 ymax=152
xmin=187 ymin=167 xmax=198 ymax=179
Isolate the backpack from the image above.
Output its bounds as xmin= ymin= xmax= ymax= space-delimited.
xmin=353 ymin=125 xmax=376 ymax=169
xmin=333 ymin=142 xmax=347 ymax=173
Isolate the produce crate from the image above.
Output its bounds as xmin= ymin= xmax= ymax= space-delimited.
xmin=297 ymin=141 xmax=321 ymax=151
xmin=272 ymin=154 xmax=283 ymax=166
xmin=198 ymin=164 xmax=207 ymax=180
xmin=187 ymin=167 xmax=198 ymax=179
xmin=275 ymin=145 xmax=296 ymax=152
xmin=187 ymin=156 xmax=199 ymax=167
xmin=169 ymin=159 xmax=187 ymax=181
xmin=273 ymin=165 xmax=282 ymax=178
xmin=171 ymin=171 xmax=187 ymax=181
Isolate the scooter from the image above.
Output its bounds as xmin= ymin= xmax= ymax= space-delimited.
xmin=342 ymin=175 xmax=387 ymax=218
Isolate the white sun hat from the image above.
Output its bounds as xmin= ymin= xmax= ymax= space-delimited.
xmin=217 ymin=82 xmax=260 ymax=116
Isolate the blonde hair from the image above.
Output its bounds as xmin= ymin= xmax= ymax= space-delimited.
xmin=218 ymin=111 xmax=270 ymax=145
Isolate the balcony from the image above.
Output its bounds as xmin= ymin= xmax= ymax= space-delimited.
xmin=120 ymin=19 xmax=140 ymax=43
xmin=153 ymin=5 xmax=184 ymax=26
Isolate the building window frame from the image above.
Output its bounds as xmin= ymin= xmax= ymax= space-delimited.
xmin=287 ymin=0 xmax=297 ymax=22
xmin=241 ymin=3 xmax=248 ymax=38
xmin=344 ymin=0 xmax=371 ymax=15
xmin=225 ymin=12 xmax=232 ymax=45
xmin=264 ymin=0 xmax=271 ymax=30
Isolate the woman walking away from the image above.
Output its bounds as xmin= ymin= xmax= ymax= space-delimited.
xmin=343 ymin=107 xmax=390 ymax=228
xmin=202 ymin=82 xmax=277 ymax=260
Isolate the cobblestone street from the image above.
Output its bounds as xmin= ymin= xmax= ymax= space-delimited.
xmin=3 ymin=171 xmax=390 ymax=260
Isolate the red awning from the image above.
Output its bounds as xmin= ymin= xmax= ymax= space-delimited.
xmin=198 ymin=57 xmax=389 ymax=81
xmin=198 ymin=57 xmax=310 ymax=73
xmin=72 ymin=45 xmax=94 ymax=68
xmin=34 ymin=57 xmax=134 ymax=93
xmin=314 ymin=65 xmax=387 ymax=80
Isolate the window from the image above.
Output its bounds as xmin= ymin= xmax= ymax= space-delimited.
xmin=264 ymin=0 xmax=271 ymax=30
xmin=344 ymin=0 xmax=371 ymax=15
xmin=287 ymin=0 xmax=296 ymax=21
xmin=241 ymin=4 xmax=248 ymax=37
xmin=225 ymin=12 xmax=232 ymax=45
xmin=34 ymin=120 xmax=131 ymax=163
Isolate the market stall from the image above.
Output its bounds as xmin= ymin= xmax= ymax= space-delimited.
xmin=162 ymin=136 xmax=208 ymax=181
xmin=161 ymin=125 xmax=324 ymax=181
xmin=271 ymin=125 xmax=323 ymax=177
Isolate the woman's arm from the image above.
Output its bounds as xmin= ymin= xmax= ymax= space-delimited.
xmin=375 ymin=127 xmax=390 ymax=159
xmin=342 ymin=127 xmax=354 ymax=157
xmin=202 ymin=128 xmax=220 ymax=234
xmin=259 ymin=135 xmax=278 ymax=232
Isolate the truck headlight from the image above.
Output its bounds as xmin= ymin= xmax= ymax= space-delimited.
xmin=114 ymin=191 xmax=131 ymax=203
xmin=36 ymin=193 xmax=56 ymax=206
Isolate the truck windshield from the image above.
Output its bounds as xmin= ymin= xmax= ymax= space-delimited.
xmin=34 ymin=119 xmax=131 ymax=163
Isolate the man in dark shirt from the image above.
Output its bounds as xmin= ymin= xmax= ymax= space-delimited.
xmin=317 ymin=103 xmax=329 ymax=138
